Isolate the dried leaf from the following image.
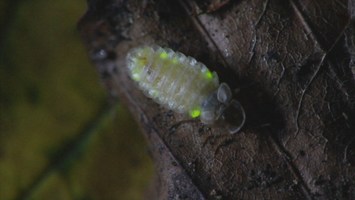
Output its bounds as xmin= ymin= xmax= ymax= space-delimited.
xmin=78 ymin=0 xmax=355 ymax=199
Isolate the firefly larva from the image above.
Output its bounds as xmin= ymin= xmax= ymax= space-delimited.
xmin=126 ymin=45 xmax=246 ymax=133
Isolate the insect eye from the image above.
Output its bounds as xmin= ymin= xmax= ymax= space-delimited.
xmin=217 ymin=83 xmax=232 ymax=104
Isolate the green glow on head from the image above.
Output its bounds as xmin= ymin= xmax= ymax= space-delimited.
xmin=190 ymin=108 xmax=201 ymax=118
xmin=159 ymin=52 xmax=168 ymax=59
xmin=204 ymin=70 xmax=213 ymax=79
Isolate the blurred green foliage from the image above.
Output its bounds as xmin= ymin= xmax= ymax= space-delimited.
xmin=0 ymin=0 xmax=153 ymax=199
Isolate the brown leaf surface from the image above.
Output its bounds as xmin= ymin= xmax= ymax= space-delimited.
xmin=78 ymin=0 xmax=355 ymax=199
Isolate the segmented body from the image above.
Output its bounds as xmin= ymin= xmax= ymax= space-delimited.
xmin=126 ymin=46 xmax=219 ymax=118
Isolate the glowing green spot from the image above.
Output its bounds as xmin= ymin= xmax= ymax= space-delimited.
xmin=160 ymin=52 xmax=168 ymax=59
xmin=204 ymin=70 xmax=213 ymax=79
xmin=172 ymin=58 xmax=178 ymax=64
xmin=190 ymin=108 xmax=201 ymax=118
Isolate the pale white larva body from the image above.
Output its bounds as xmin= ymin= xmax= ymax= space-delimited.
xmin=126 ymin=46 xmax=219 ymax=117
xmin=126 ymin=45 xmax=246 ymax=133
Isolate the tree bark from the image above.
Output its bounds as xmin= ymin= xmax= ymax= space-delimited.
xmin=78 ymin=0 xmax=355 ymax=199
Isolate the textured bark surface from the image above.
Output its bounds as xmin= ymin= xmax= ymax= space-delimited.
xmin=78 ymin=0 xmax=355 ymax=199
